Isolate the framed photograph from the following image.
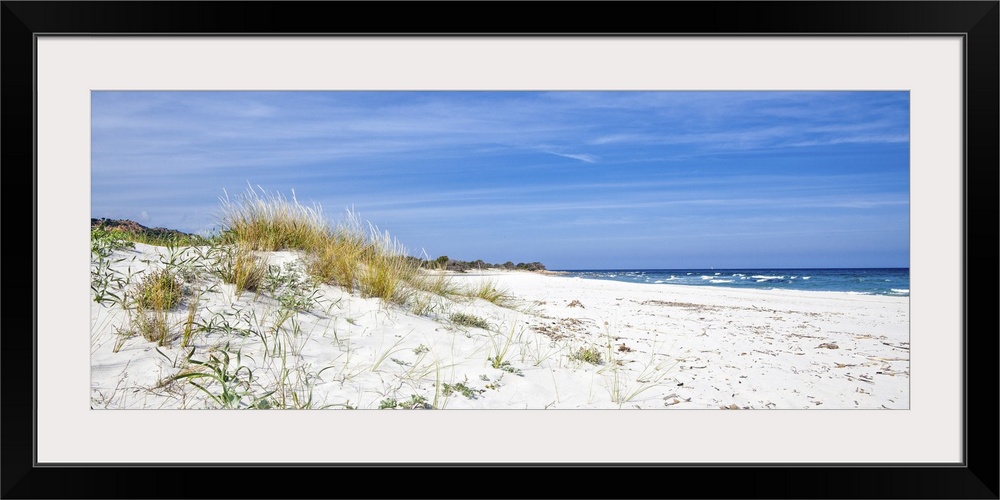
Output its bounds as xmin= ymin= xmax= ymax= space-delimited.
xmin=4 ymin=2 xmax=996 ymax=498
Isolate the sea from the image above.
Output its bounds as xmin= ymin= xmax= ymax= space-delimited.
xmin=553 ymin=268 xmax=909 ymax=297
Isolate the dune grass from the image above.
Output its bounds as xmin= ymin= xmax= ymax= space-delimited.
xmin=357 ymin=223 xmax=417 ymax=304
xmin=468 ymin=279 xmax=512 ymax=307
xmin=217 ymin=183 xmax=331 ymax=251
xmin=126 ymin=268 xmax=184 ymax=346
xmin=133 ymin=268 xmax=184 ymax=311
xmin=217 ymin=186 xmax=423 ymax=304
xmin=306 ymin=232 xmax=366 ymax=289
xmin=211 ymin=244 xmax=269 ymax=298
xmin=95 ymin=186 xmax=582 ymax=409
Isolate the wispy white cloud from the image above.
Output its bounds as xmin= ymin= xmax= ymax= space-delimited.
xmin=543 ymin=151 xmax=598 ymax=163
xmin=91 ymin=91 xmax=910 ymax=268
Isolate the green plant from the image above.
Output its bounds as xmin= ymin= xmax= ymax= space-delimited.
xmin=379 ymin=394 xmax=429 ymax=409
xmin=450 ymin=312 xmax=490 ymax=330
xmin=440 ymin=378 xmax=483 ymax=399
xmin=91 ymin=227 xmax=135 ymax=258
xmin=211 ymin=244 xmax=269 ymax=298
xmin=264 ymin=262 xmax=323 ymax=312
xmin=370 ymin=335 xmax=409 ymax=372
xmin=171 ymin=346 xmax=273 ymax=409
xmin=487 ymin=322 xmax=520 ymax=371
xmin=91 ymin=255 xmax=137 ymax=307
xmin=570 ymin=345 xmax=604 ymax=365
xmin=488 ymin=357 xmax=523 ymax=376
xmin=128 ymin=268 xmax=183 ymax=347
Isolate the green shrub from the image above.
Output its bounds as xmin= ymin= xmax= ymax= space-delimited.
xmin=450 ymin=313 xmax=490 ymax=329
xmin=570 ymin=346 xmax=603 ymax=365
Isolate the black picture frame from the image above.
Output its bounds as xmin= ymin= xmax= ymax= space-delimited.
xmin=3 ymin=2 xmax=997 ymax=498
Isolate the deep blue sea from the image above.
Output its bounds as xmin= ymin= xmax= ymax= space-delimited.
xmin=554 ymin=268 xmax=909 ymax=297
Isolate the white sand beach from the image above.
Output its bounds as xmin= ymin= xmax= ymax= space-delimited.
xmin=91 ymin=243 xmax=909 ymax=411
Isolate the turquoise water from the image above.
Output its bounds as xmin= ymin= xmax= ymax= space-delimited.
xmin=555 ymin=268 xmax=909 ymax=297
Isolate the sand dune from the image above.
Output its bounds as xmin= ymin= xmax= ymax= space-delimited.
xmin=90 ymin=243 xmax=909 ymax=410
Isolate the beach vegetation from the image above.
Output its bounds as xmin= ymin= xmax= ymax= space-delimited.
xmin=123 ymin=267 xmax=185 ymax=347
xmin=358 ymin=246 xmax=415 ymax=305
xmin=449 ymin=312 xmax=490 ymax=330
xmin=440 ymin=377 xmax=483 ymax=399
xmin=93 ymin=185 xmax=575 ymax=409
xmin=93 ymin=218 xmax=212 ymax=248
xmin=181 ymin=293 xmax=201 ymax=348
xmin=130 ymin=307 xmax=173 ymax=346
xmin=263 ymin=262 xmax=324 ymax=313
xmin=468 ymin=279 xmax=513 ymax=307
xmin=488 ymin=357 xmax=523 ymax=376
xmin=306 ymin=232 xmax=364 ymax=290
xmin=409 ymin=269 xmax=459 ymax=297
xmin=133 ymin=267 xmax=184 ymax=311
xmin=370 ymin=335 xmax=409 ymax=372
xmin=211 ymin=244 xmax=269 ymax=298
xmin=570 ymin=345 xmax=604 ymax=365
xmin=171 ymin=347 xmax=273 ymax=409
xmin=379 ymin=394 xmax=430 ymax=409
xmin=217 ymin=183 xmax=331 ymax=251
xmin=487 ymin=322 xmax=521 ymax=372
xmin=92 ymin=226 xmax=136 ymax=258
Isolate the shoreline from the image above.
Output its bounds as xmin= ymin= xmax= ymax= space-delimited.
xmin=91 ymin=243 xmax=910 ymax=410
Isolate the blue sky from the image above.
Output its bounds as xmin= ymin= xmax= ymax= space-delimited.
xmin=91 ymin=91 xmax=909 ymax=270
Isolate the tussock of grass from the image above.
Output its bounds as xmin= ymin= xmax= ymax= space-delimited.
xmin=218 ymin=183 xmax=331 ymax=251
xmin=410 ymin=270 xmax=458 ymax=296
xmin=306 ymin=233 xmax=365 ymax=289
xmin=469 ymin=279 xmax=512 ymax=306
xmin=213 ymin=244 xmax=269 ymax=297
xmin=181 ymin=294 xmax=201 ymax=348
xmin=357 ymin=222 xmax=416 ymax=304
xmin=301 ymin=208 xmax=419 ymax=304
xmin=133 ymin=268 xmax=183 ymax=311
xmin=132 ymin=307 xmax=172 ymax=346
xmin=127 ymin=268 xmax=184 ymax=346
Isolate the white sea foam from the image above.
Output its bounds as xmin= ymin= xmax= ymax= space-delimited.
xmin=710 ymin=279 xmax=734 ymax=283
xmin=890 ymin=288 xmax=910 ymax=295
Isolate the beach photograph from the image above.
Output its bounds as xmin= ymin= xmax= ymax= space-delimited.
xmin=90 ymin=90 xmax=910 ymax=411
